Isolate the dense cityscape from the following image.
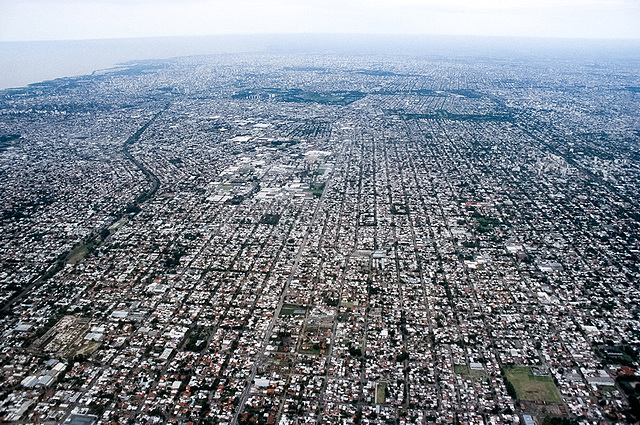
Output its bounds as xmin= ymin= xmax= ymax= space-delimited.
xmin=0 ymin=51 xmax=639 ymax=425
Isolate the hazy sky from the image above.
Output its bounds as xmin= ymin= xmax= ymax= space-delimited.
xmin=1 ymin=0 xmax=639 ymax=41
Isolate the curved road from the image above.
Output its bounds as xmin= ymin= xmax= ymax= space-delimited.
xmin=0 ymin=106 xmax=166 ymax=313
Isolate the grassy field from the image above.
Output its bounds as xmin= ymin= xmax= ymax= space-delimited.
xmin=109 ymin=216 xmax=128 ymax=231
xmin=307 ymin=182 xmax=325 ymax=198
xmin=66 ymin=239 xmax=99 ymax=264
xmin=454 ymin=364 xmax=470 ymax=375
xmin=376 ymin=382 xmax=387 ymax=404
xmin=455 ymin=363 xmax=487 ymax=378
xmin=280 ymin=304 xmax=307 ymax=316
xmin=470 ymin=369 xmax=487 ymax=378
xmin=66 ymin=244 xmax=90 ymax=264
xmin=598 ymin=385 xmax=618 ymax=394
xmin=504 ymin=366 xmax=561 ymax=403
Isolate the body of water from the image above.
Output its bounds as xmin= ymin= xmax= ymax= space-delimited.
xmin=2 ymin=35 xmax=639 ymax=90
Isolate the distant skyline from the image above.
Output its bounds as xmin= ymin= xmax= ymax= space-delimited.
xmin=1 ymin=0 xmax=639 ymax=42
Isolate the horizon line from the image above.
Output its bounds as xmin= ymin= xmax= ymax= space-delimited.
xmin=3 ymin=32 xmax=640 ymax=44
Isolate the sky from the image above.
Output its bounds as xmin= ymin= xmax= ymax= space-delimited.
xmin=1 ymin=0 xmax=639 ymax=41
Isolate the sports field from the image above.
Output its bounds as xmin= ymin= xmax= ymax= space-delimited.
xmin=504 ymin=367 xmax=561 ymax=403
